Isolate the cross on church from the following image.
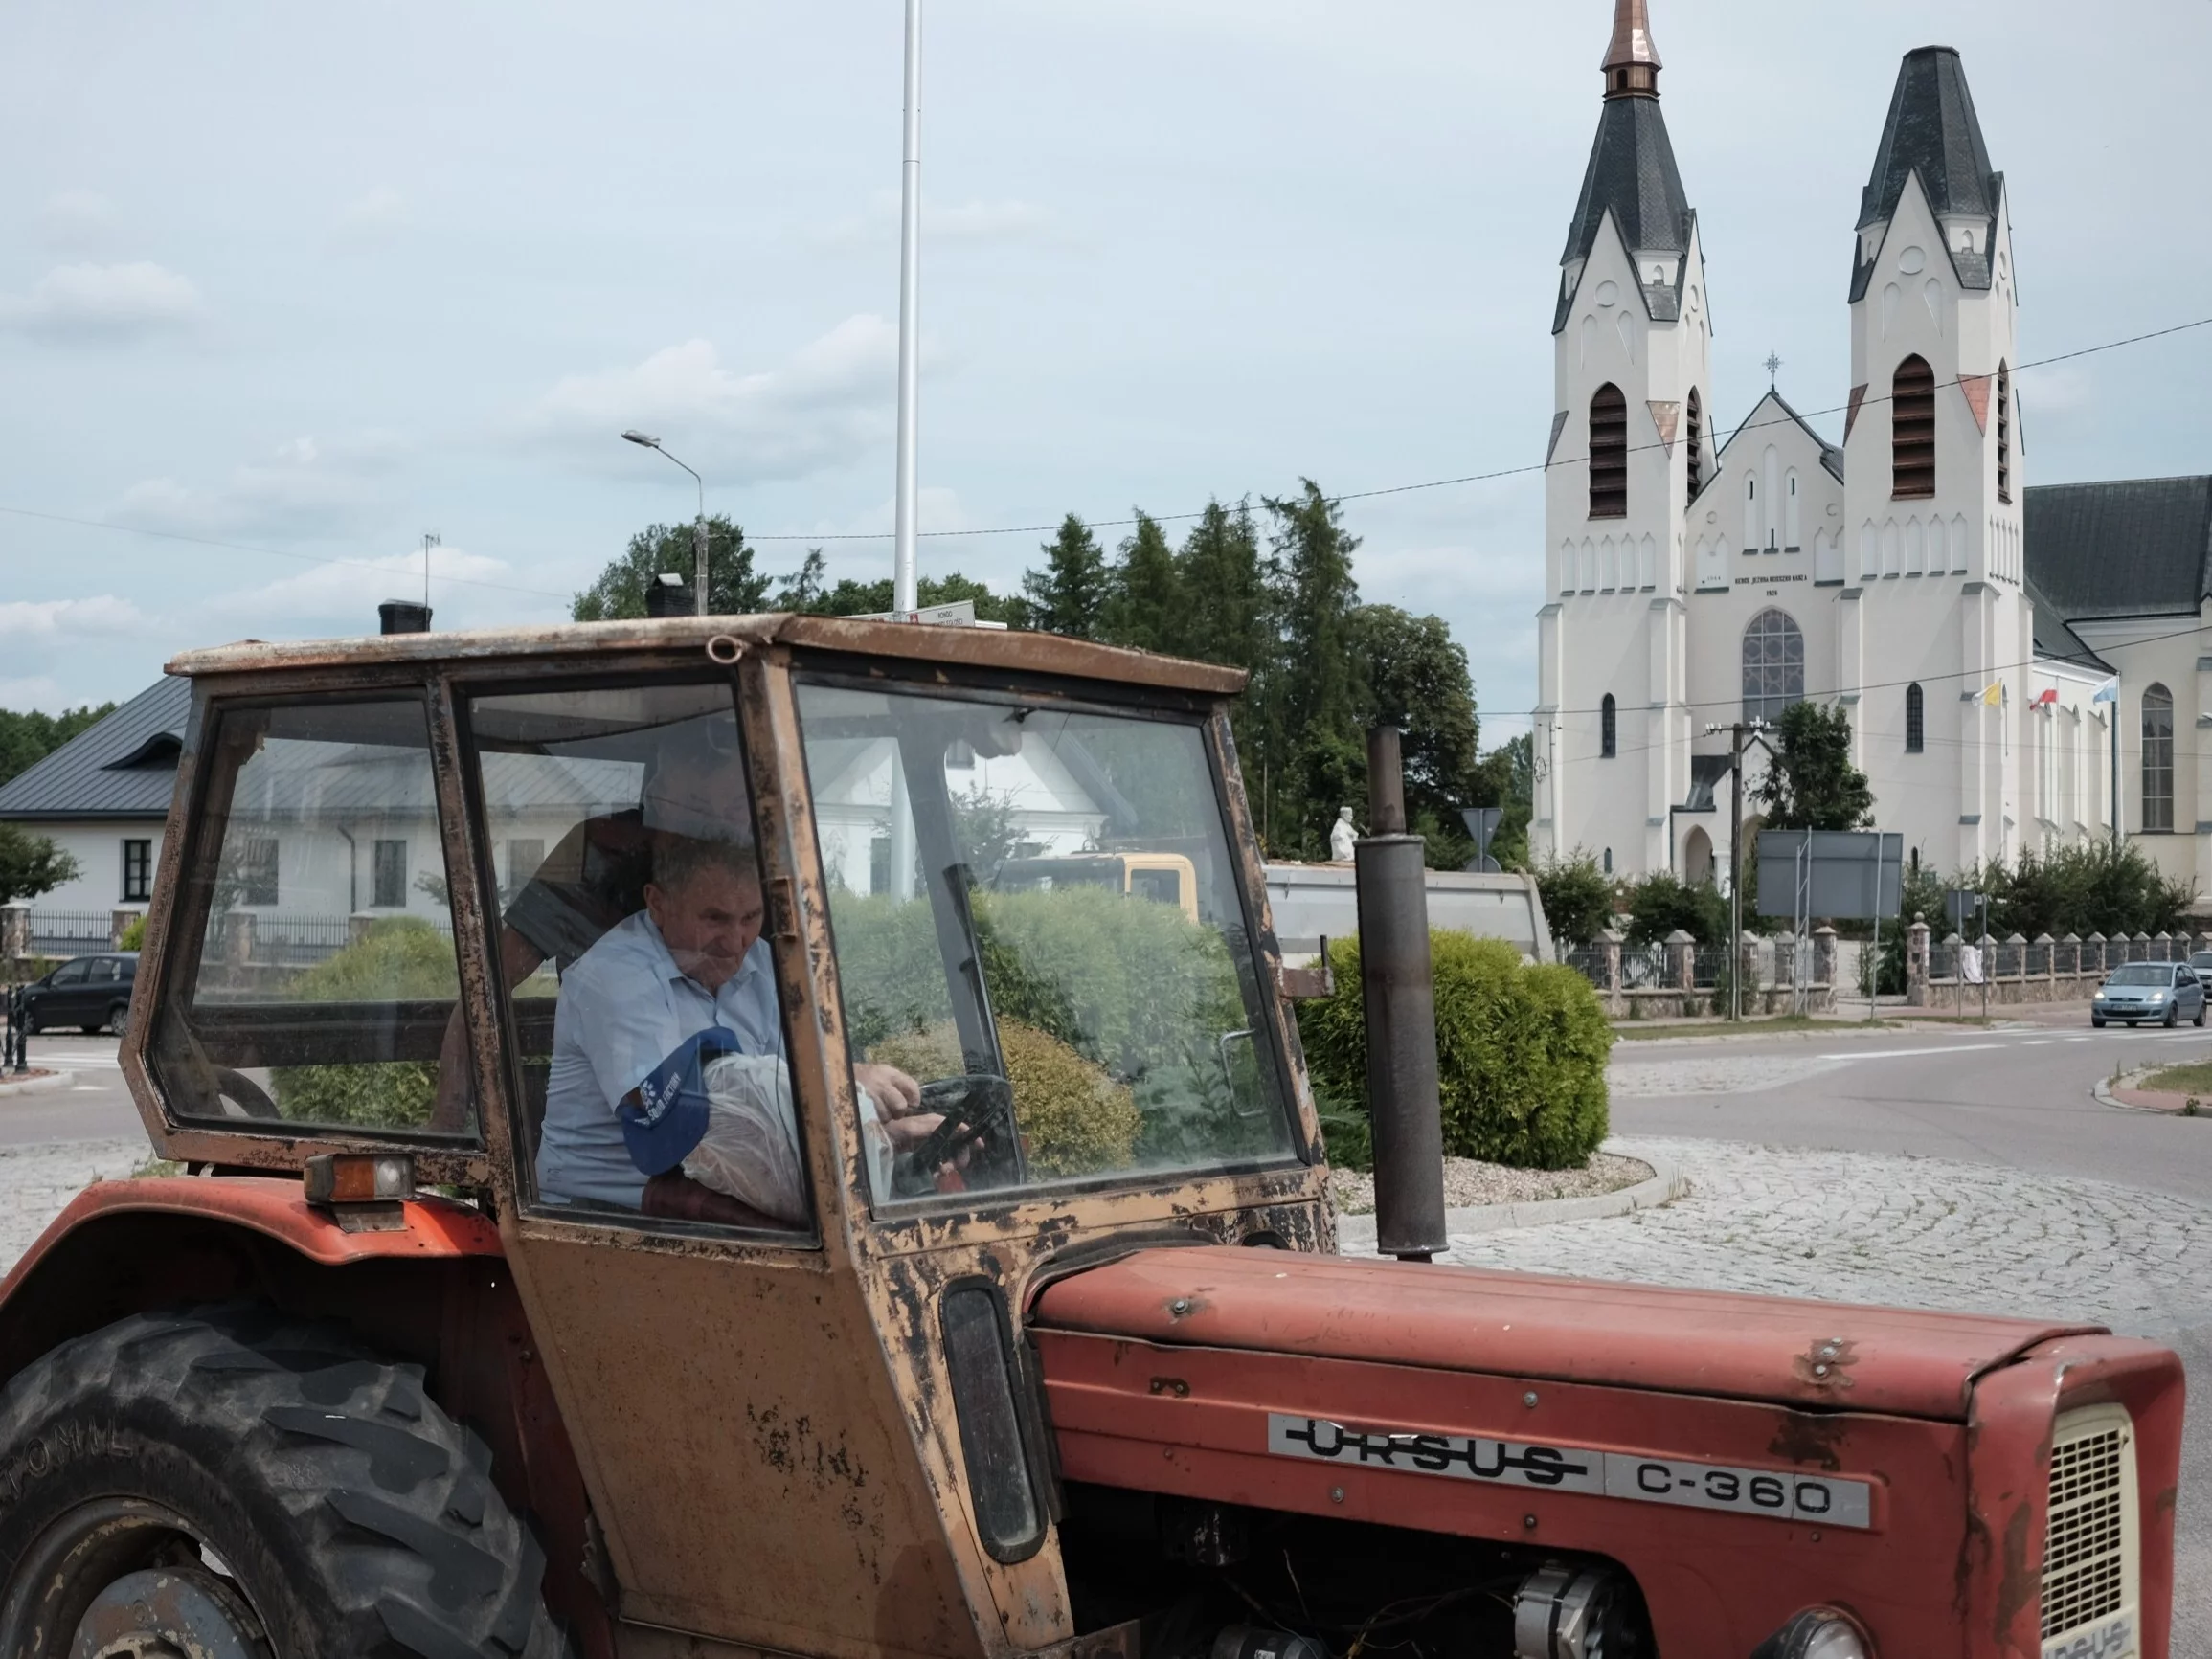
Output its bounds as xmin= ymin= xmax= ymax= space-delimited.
xmin=1764 ymin=351 xmax=1783 ymax=386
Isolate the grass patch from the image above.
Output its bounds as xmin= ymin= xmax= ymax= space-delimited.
xmin=2138 ymin=1062 xmax=2212 ymax=1096
xmin=1609 ymin=1015 xmax=1899 ymax=1041
xmin=129 ymin=1155 xmax=183 ymax=1179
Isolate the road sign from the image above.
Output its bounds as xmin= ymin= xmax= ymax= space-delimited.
xmin=1753 ymin=830 xmax=1904 ymax=921
xmin=1461 ymin=807 xmax=1503 ymax=874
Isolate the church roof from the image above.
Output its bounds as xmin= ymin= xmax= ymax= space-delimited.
xmin=1852 ymin=47 xmax=2003 ymax=301
xmin=1701 ymin=390 xmax=1844 ymax=506
xmin=1554 ymin=94 xmax=1695 ymax=332
xmin=2024 ymin=478 xmax=2212 ymax=635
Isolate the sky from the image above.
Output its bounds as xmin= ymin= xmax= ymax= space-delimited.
xmin=1 ymin=1 xmax=2207 ymax=742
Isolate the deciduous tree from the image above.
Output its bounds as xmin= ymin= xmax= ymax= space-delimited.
xmin=1755 ymin=701 xmax=1873 ymax=831
xmin=572 ymin=517 xmax=769 ymax=620
xmin=0 ymin=824 xmax=78 ymax=906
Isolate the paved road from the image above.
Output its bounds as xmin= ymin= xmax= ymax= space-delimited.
xmin=0 ymin=1034 xmax=143 ymax=1147
xmin=1455 ymin=1006 xmax=2212 ymax=1653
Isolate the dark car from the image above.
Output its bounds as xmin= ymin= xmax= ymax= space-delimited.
xmin=2091 ymin=960 xmax=2207 ymax=1027
xmin=19 ymin=953 xmax=138 ymax=1036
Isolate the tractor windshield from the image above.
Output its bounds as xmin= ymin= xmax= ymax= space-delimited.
xmin=796 ymin=679 xmax=1299 ymax=1204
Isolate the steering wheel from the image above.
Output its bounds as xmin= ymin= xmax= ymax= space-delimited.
xmin=212 ymin=1065 xmax=281 ymax=1121
xmin=892 ymin=1074 xmax=1016 ymax=1197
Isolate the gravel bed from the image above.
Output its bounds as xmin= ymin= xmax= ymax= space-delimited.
xmin=1328 ymin=1151 xmax=1653 ymax=1216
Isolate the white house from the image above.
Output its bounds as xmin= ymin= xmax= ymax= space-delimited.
xmin=1535 ymin=4 xmax=2199 ymax=898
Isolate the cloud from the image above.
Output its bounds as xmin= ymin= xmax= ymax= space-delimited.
xmin=0 ymin=262 xmax=202 ymax=340
xmin=191 ymin=544 xmax=546 ymax=637
xmin=0 ymin=594 xmax=150 ymax=642
xmin=335 ymin=185 xmax=409 ymax=241
xmin=112 ymin=433 xmax=408 ymax=541
xmin=37 ymin=190 xmax=117 ymax=253
xmin=517 ymin=316 xmax=900 ymax=483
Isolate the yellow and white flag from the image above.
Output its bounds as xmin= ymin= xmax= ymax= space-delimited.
xmin=1980 ymin=682 xmax=2004 ymax=706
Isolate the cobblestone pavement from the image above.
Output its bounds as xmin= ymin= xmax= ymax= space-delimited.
xmin=1440 ymin=1134 xmax=2212 ymax=1335
xmin=0 ymin=1138 xmax=149 ymax=1272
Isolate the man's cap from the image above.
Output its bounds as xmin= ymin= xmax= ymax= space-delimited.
xmin=618 ymin=1026 xmax=743 ymax=1176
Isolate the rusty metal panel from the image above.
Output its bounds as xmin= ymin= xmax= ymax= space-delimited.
xmin=167 ymin=615 xmax=1249 ymax=697
xmin=1030 ymin=1246 xmax=2099 ymax=1420
xmin=1036 ymin=1324 xmax=1971 ymax=1655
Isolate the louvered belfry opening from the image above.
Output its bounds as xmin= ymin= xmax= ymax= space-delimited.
xmin=1590 ymin=383 xmax=1629 ymax=518
xmin=1684 ymin=388 xmax=1704 ymax=497
xmin=1892 ymin=354 xmax=1936 ymax=498
xmin=1997 ymin=364 xmax=2012 ymax=504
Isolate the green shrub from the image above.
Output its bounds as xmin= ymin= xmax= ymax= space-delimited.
xmin=269 ymin=917 xmax=457 ymax=1129
xmin=118 ymin=914 xmax=147 ymax=952
xmin=1297 ymin=930 xmax=1612 ymax=1170
xmin=870 ymin=1019 xmax=1143 ymax=1177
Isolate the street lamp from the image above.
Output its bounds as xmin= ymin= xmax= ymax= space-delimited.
xmin=621 ymin=430 xmax=709 ymax=617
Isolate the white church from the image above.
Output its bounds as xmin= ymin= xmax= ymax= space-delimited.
xmin=1530 ymin=2 xmax=2212 ymax=902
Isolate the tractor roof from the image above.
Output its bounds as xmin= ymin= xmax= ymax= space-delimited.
xmin=167 ymin=613 xmax=1250 ymax=698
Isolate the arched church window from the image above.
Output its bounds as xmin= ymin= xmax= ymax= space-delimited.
xmin=1785 ymin=472 xmax=1801 ymax=551
xmin=1906 ymin=684 xmax=1925 ymax=753
xmin=1590 ymin=384 xmax=1628 ymax=519
xmin=2142 ymin=684 xmax=2175 ymax=832
xmin=1892 ymin=354 xmax=1936 ymax=499
xmin=1997 ymin=363 xmax=2013 ymax=504
xmin=1685 ymin=389 xmax=1704 ymax=497
xmin=1601 ymin=694 xmax=1617 ymax=759
xmin=1741 ymin=609 xmax=1804 ymax=726
xmin=1745 ymin=475 xmax=1762 ymax=554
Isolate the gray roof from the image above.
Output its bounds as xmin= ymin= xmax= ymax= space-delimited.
xmin=1715 ymin=390 xmax=1845 ymax=488
xmin=2024 ymin=478 xmax=2212 ymax=639
xmin=1851 ymin=47 xmax=2002 ymax=301
xmin=1555 ymin=94 xmax=1694 ymax=333
xmin=0 ymin=677 xmax=190 ymax=821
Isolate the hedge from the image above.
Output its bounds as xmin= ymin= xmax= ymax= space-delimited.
xmin=269 ymin=916 xmax=457 ymax=1129
xmin=1296 ymin=930 xmax=1612 ymax=1170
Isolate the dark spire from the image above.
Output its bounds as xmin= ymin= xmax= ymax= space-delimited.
xmin=1555 ymin=5 xmax=1693 ymax=332
xmin=1852 ymin=46 xmax=2003 ymax=298
xmin=1601 ymin=0 xmax=1661 ymax=100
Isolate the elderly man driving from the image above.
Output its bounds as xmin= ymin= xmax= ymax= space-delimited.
xmin=540 ymin=833 xmax=926 ymax=1216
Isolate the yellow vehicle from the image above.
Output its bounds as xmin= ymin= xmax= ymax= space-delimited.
xmin=992 ymin=852 xmax=1200 ymax=920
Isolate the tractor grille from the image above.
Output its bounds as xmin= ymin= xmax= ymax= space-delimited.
xmin=2042 ymin=1405 xmax=2137 ymax=1646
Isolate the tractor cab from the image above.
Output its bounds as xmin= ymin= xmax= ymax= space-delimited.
xmin=0 ymin=613 xmax=2179 ymax=1659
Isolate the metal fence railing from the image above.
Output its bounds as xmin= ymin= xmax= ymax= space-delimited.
xmin=1563 ymin=948 xmax=1608 ymax=988
xmin=1621 ymin=945 xmax=1671 ymax=989
xmin=1691 ymin=947 xmax=1727 ymax=989
xmin=26 ymin=912 xmax=111 ymax=955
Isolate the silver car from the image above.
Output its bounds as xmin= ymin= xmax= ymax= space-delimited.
xmin=2091 ymin=962 xmax=2208 ymax=1027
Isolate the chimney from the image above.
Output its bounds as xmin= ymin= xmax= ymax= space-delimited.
xmin=645 ymin=572 xmax=695 ymax=617
xmin=378 ymin=600 xmax=432 ymax=635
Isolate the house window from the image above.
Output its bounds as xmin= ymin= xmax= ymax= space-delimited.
xmin=1589 ymin=383 xmax=1627 ymax=519
xmin=1603 ymin=847 xmax=1613 ymax=875
xmin=1600 ymin=694 xmax=1617 ymax=759
xmin=1892 ymin=354 xmax=1936 ymax=498
xmin=1741 ymin=609 xmax=1805 ymax=726
xmin=2142 ymin=684 xmax=2175 ymax=832
xmin=1997 ymin=363 xmax=2012 ymax=504
xmin=1905 ymin=684 xmax=1924 ymax=753
xmin=372 ymin=840 xmax=408 ymax=908
xmin=122 ymin=839 xmax=152 ymax=903
xmin=1684 ymin=388 xmax=1704 ymax=498
xmin=234 ymin=838 xmax=279 ymax=907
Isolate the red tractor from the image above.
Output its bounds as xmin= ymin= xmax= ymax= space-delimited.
xmin=0 ymin=614 xmax=2178 ymax=1658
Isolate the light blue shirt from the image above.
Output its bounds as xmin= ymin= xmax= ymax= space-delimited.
xmin=539 ymin=911 xmax=783 ymax=1209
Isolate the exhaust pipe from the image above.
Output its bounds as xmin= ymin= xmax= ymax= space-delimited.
xmin=1354 ymin=727 xmax=1447 ymax=1261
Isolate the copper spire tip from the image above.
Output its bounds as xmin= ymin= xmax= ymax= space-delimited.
xmin=1602 ymin=0 xmax=1662 ymax=97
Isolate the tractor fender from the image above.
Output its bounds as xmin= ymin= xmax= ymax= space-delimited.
xmin=0 ymin=1176 xmax=615 ymax=1657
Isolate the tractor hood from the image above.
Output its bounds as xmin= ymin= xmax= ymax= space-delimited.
xmin=1028 ymin=1246 xmax=2099 ymax=1421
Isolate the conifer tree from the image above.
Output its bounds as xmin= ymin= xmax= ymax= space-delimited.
xmin=1260 ymin=481 xmax=1364 ymax=858
xmin=1099 ymin=511 xmax=1182 ymax=655
xmin=1021 ymin=514 xmax=1109 ymax=639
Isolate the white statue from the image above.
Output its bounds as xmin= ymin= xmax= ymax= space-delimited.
xmin=1328 ymin=806 xmax=1359 ymax=863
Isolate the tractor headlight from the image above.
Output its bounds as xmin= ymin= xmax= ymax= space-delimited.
xmin=1750 ymin=1608 xmax=1871 ymax=1659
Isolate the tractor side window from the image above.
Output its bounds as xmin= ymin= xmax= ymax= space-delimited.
xmin=796 ymin=680 xmax=1300 ymax=1210
xmin=149 ymin=698 xmax=480 ymax=1141
xmin=462 ymin=680 xmax=812 ymax=1238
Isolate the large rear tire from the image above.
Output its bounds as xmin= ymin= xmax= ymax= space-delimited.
xmin=0 ymin=1305 xmax=568 ymax=1659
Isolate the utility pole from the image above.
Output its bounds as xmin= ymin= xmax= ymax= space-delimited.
xmin=887 ymin=0 xmax=924 ymax=901
xmin=1705 ymin=719 xmax=1772 ymax=1021
xmin=421 ymin=532 xmax=440 ymax=609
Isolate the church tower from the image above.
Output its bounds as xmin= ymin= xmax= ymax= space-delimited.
xmin=1533 ymin=0 xmax=1710 ymax=877
xmin=1840 ymin=47 xmax=2022 ymax=871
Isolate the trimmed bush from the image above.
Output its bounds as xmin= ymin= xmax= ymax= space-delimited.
xmin=869 ymin=1019 xmax=1143 ymax=1177
xmin=1296 ymin=930 xmax=1612 ymax=1170
xmin=269 ymin=916 xmax=457 ymax=1129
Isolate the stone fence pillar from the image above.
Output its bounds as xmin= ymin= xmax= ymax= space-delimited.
xmin=350 ymin=912 xmax=379 ymax=946
xmin=2135 ymin=931 xmax=2154 ymax=963
xmin=2035 ymin=933 xmax=2055 ymax=991
xmin=1907 ymin=915 xmax=1930 ymax=1005
xmin=2155 ymin=930 xmax=2174 ymax=962
xmin=1597 ymin=928 xmax=1623 ymax=1009
xmin=109 ymin=908 xmax=141 ymax=951
xmin=0 ymin=905 xmax=27 ymax=963
xmin=1739 ymin=931 xmax=1764 ymax=1000
xmin=2085 ymin=932 xmax=2107 ymax=975
xmin=220 ymin=911 xmax=255 ymax=968
xmin=1813 ymin=925 xmax=1838 ymax=987
xmin=2060 ymin=933 xmax=2081 ymax=976
xmin=2005 ymin=932 xmax=2027 ymax=980
xmin=1666 ymin=930 xmax=1696 ymax=994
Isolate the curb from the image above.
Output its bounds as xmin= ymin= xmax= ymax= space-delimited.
xmin=0 ymin=1071 xmax=74 ymax=1100
xmin=1336 ymin=1153 xmax=1690 ymax=1248
xmin=2094 ymin=1068 xmax=2206 ymax=1116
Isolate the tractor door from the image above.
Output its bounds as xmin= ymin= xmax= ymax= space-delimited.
xmin=450 ymin=666 xmax=993 ymax=1658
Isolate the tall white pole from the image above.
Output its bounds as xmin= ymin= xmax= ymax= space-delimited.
xmin=892 ymin=0 xmax=923 ymax=615
xmin=888 ymin=0 xmax=923 ymax=901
